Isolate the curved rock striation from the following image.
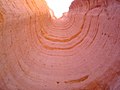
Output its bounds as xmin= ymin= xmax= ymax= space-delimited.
xmin=0 ymin=0 xmax=120 ymax=90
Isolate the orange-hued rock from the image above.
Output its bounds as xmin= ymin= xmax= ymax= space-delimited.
xmin=0 ymin=0 xmax=120 ymax=90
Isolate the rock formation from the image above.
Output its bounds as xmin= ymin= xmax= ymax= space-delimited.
xmin=0 ymin=0 xmax=120 ymax=90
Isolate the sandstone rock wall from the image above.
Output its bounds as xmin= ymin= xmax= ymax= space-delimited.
xmin=0 ymin=0 xmax=120 ymax=90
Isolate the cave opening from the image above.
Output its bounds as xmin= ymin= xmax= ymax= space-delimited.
xmin=45 ymin=0 xmax=73 ymax=19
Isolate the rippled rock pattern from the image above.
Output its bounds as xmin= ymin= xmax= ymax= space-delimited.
xmin=0 ymin=0 xmax=120 ymax=90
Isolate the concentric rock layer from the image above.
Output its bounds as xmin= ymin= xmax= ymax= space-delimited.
xmin=0 ymin=0 xmax=120 ymax=90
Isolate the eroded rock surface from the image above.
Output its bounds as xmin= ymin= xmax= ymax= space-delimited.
xmin=0 ymin=0 xmax=120 ymax=90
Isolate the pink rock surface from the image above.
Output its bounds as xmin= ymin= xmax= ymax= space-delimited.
xmin=0 ymin=0 xmax=120 ymax=90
